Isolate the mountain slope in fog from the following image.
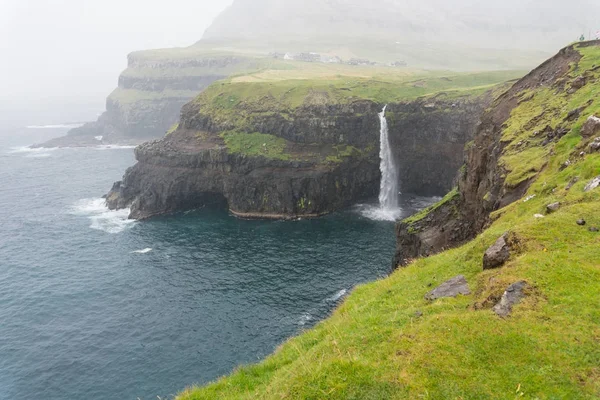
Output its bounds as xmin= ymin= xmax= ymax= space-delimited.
xmin=203 ymin=0 xmax=599 ymax=51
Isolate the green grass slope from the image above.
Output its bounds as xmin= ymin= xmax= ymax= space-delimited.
xmin=192 ymin=68 xmax=522 ymax=132
xmin=176 ymin=44 xmax=600 ymax=399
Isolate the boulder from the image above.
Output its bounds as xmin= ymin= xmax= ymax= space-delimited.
xmin=425 ymin=275 xmax=471 ymax=301
xmin=577 ymin=219 xmax=587 ymax=226
xmin=483 ymin=233 xmax=511 ymax=270
xmin=581 ymin=115 xmax=600 ymax=138
xmin=546 ymin=202 xmax=560 ymax=213
xmin=588 ymin=137 xmax=600 ymax=152
xmin=493 ymin=281 xmax=528 ymax=317
xmin=565 ymin=177 xmax=579 ymax=191
xmin=570 ymin=75 xmax=587 ymax=90
xmin=584 ymin=176 xmax=600 ymax=192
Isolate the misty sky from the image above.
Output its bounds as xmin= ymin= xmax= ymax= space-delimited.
xmin=0 ymin=0 xmax=232 ymax=116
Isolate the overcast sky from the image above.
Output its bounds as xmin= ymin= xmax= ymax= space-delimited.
xmin=0 ymin=0 xmax=232 ymax=118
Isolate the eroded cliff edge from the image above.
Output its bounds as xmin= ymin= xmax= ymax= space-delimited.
xmin=394 ymin=41 xmax=600 ymax=266
xmin=105 ymin=77 xmax=495 ymax=219
xmin=34 ymin=50 xmax=264 ymax=148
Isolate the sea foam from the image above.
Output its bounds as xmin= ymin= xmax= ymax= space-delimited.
xmin=94 ymin=145 xmax=137 ymax=150
xmin=326 ymin=288 xmax=348 ymax=302
xmin=71 ymin=198 xmax=135 ymax=234
xmin=26 ymin=123 xmax=85 ymax=129
xmin=7 ymin=146 xmax=59 ymax=158
xmin=132 ymin=248 xmax=153 ymax=254
xmin=355 ymin=204 xmax=403 ymax=221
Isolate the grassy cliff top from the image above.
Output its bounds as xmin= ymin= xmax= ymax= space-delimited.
xmin=176 ymin=43 xmax=600 ymax=400
xmin=194 ymin=67 xmax=523 ymax=113
xmin=129 ymin=38 xmax=550 ymax=71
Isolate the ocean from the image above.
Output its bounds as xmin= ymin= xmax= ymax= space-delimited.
xmin=0 ymin=125 xmax=431 ymax=399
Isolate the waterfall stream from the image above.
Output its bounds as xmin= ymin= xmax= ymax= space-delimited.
xmin=378 ymin=105 xmax=399 ymax=210
xmin=356 ymin=105 xmax=402 ymax=221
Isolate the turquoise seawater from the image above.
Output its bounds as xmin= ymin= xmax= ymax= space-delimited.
xmin=0 ymin=127 xmax=430 ymax=399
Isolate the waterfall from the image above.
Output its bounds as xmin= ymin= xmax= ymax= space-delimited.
xmin=378 ymin=105 xmax=399 ymax=210
xmin=356 ymin=105 xmax=402 ymax=221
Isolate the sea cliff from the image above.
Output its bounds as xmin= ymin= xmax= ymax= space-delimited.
xmin=34 ymin=50 xmax=268 ymax=148
xmin=174 ymin=41 xmax=600 ymax=400
xmin=105 ymin=70 xmax=511 ymax=219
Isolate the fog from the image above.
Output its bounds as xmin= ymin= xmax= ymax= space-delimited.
xmin=1 ymin=0 xmax=599 ymax=126
xmin=206 ymin=0 xmax=599 ymax=50
xmin=0 ymin=0 xmax=232 ymax=125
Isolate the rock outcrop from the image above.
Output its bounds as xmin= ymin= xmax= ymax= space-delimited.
xmin=493 ymin=281 xmax=528 ymax=317
xmin=482 ymin=233 xmax=511 ymax=270
xmin=581 ymin=115 xmax=600 ymax=137
xmin=584 ymin=176 xmax=600 ymax=192
xmin=425 ymin=275 xmax=471 ymax=301
xmin=394 ymin=41 xmax=600 ymax=268
xmin=35 ymin=52 xmax=260 ymax=148
xmin=105 ymin=86 xmax=490 ymax=220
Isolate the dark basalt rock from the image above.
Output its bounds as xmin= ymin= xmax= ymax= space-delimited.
xmin=493 ymin=281 xmax=528 ymax=317
xmin=425 ymin=275 xmax=471 ymax=301
xmin=106 ymin=95 xmax=487 ymax=220
xmin=393 ymin=43 xmax=586 ymax=268
xmin=106 ymin=140 xmax=380 ymax=220
xmin=570 ymin=75 xmax=587 ymax=90
xmin=483 ymin=233 xmax=511 ymax=270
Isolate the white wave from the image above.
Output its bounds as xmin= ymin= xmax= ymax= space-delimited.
xmin=71 ymin=198 xmax=135 ymax=234
xmin=7 ymin=146 xmax=59 ymax=158
xmin=8 ymin=146 xmax=59 ymax=154
xmin=132 ymin=248 xmax=153 ymax=254
xmin=326 ymin=289 xmax=348 ymax=302
xmin=94 ymin=136 xmax=103 ymax=141
xmin=27 ymin=153 xmax=52 ymax=158
xmin=298 ymin=312 xmax=313 ymax=326
xmin=26 ymin=123 xmax=85 ymax=129
xmin=93 ymin=145 xmax=137 ymax=150
xmin=357 ymin=205 xmax=403 ymax=221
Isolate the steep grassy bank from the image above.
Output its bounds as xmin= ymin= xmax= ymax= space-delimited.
xmin=175 ymin=43 xmax=600 ymax=399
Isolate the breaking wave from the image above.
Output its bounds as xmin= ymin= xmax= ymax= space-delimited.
xmin=7 ymin=146 xmax=59 ymax=158
xmin=26 ymin=123 xmax=85 ymax=129
xmin=132 ymin=248 xmax=153 ymax=254
xmin=326 ymin=288 xmax=348 ymax=302
xmin=70 ymin=198 xmax=135 ymax=234
xmin=93 ymin=145 xmax=137 ymax=150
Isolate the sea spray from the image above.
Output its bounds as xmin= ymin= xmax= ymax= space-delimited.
xmin=71 ymin=198 xmax=135 ymax=234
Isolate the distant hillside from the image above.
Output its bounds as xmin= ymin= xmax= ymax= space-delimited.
xmin=203 ymin=0 xmax=599 ymax=53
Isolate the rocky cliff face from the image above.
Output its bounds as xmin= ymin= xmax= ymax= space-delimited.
xmin=35 ymin=52 xmax=260 ymax=148
xmin=393 ymin=41 xmax=600 ymax=267
xmin=386 ymin=97 xmax=486 ymax=195
xmin=105 ymin=89 xmax=489 ymax=220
